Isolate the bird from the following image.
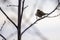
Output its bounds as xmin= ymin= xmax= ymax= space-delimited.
xmin=35 ymin=9 xmax=46 ymax=17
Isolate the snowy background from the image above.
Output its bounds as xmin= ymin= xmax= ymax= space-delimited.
xmin=0 ymin=0 xmax=60 ymax=40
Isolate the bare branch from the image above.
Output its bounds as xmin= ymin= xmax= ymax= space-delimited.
xmin=0 ymin=21 xmax=6 ymax=31
xmin=0 ymin=7 xmax=18 ymax=29
xmin=24 ymin=5 xmax=28 ymax=10
xmin=57 ymin=3 xmax=60 ymax=10
xmin=7 ymin=5 xmax=18 ymax=7
xmin=21 ymin=18 xmax=43 ymax=35
xmin=7 ymin=5 xmax=28 ymax=9
xmin=47 ymin=0 xmax=60 ymax=18
xmin=20 ymin=0 xmax=25 ymax=18
xmin=47 ymin=13 xmax=60 ymax=18
xmin=0 ymin=34 xmax=6 ymax=40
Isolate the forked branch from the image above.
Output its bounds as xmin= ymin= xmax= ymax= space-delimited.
xmin=0 ymin=7 xmax=18 ymax=29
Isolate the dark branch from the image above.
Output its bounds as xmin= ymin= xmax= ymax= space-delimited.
xmin=21 ymin=0 xmax=25 ymax=18
xmin=47 ymin=0 xmax=60 ymax=18
xmin=0 ymin=7 xmax=18 ymax=29
xmin=0 ymin=34 xmax=6 ymax=40
xmin=47 ymin=13 xmax=60 ymax=18
xmin=18 ymin=0 xmax=22 ymax=40
xmin=21 ymin=19 xmax=40 ymax=35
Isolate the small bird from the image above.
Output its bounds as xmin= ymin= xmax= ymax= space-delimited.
xmin=35 ymin=9 xmax=46 ymax=17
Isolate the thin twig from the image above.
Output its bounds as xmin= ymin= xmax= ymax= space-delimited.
xmin=47 ymin=13 xmax=60 ymax=18
xmin=0 ymin=34 xmax=6 ymax=40
xmin=24 ymin=5 xmax=28 ymax=10
xmin=7 ymin=5 xmax=28 ymax=9
xmin=0 ymin=7 xmax=18 ymax=29
xmin=21 ymin=18 xmax=44 ymax=35
xmin=21 ymin=0 xmax=25 ymax=16
xmin=7 ymin=5 xmax=18 ymax=7
xmin=57 ymin=0 xmax=60 ymax=10
xmin=47 ymin=0 xmax=60 ymax=18
xmin=0 ymin=21 xmax=6 ymax=31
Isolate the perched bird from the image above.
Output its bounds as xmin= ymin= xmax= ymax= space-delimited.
xmin=35 ymin=9 xmax=46 ymax=17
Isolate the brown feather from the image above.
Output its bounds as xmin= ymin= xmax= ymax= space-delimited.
xmin=36 ymin=9 xmax=46 ymax=17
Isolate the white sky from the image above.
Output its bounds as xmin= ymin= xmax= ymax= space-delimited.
xmin=0 ymin=0 xmax=60 ymax=40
